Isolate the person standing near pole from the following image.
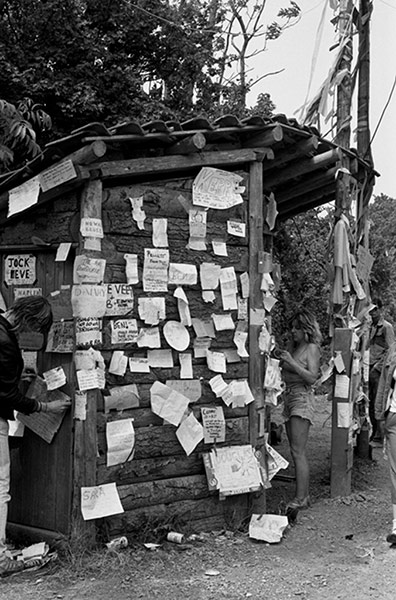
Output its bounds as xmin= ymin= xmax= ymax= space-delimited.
xmin=0 ymin=296 xmax=71 ymax=577
xmin=369 ymin=299 xmax=394 ymax=445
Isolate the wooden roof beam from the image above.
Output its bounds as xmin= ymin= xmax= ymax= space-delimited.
xmin=275 ymin=167 xmax=338 ymax=204
xmin=262 ymin=136 xmax=319 ymax=173
xmin=241 ymin=124 xmax=283 ymax=147
xmin=164 ymin=132 xmax=206 ymax=155
xmin=263 ymin=148 xmax=341 ymax=190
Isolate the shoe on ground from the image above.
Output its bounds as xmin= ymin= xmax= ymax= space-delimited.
xmin=286 ymin=496 xmax=311 ymax=510
xmin=0 ymin=556 xmax=24 ymax=578
xmin=386 ymin=532 xmax=396 ymax=544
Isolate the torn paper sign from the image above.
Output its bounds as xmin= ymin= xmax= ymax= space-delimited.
xmin=168 ymin=263 xmax=197 ymax=286
xmin=108 ymin=351 xmax=128 ymax=376
xmin=138 ymin=297 xmax=166 ymax=325
xmin=40 ymin=159 xmax=76 ymax=193
xmin=46 ymin=321 xmax=74 ymax=353
xmin=188 ymin=209 xmax=207 ymax=251
xmin=201 ymin=406 xmax=225 ymax=444
xmin=220 ymin=267 xmax=238 ymax=310
xmin=206 ymin=349 xmax=226 ymax=373
xmin=240 ymin=272 xmax=250 ymax=298
xmin=76 ymin=368 xmax=105 ymax=391
xmin=124 ymin=254 xmax=139 ymax=285
xmin=192 ymin=167 xmax=244 ymax=209
xmin=206 ymin=445 xmax=262 ymax=495
xmin=263 ymin=292 xmax=277 ymax=313
xmin=238 ymin=298 xmax=248 ymax=321
xmin=106 ymin=418 xmax=135 ymax=467
xmin=249 ymin=514 xmax=288 ymax=544
xmin=212 ymin=313 xmax=235 ymax=331
xmin=227 ymin=221 xmax=246 ymax=238
xmin=104 ymin=384 xmax=140 ymax=413
xmin=228 ymin=379 xmax=255 ymax=407
xmin=106 ymin=284 xmax=134 ymax=316
xmin=176 ymin=412 xmax=204 ymax=456
xmin=111 ymin=319 xmax=138 ymax=345
xmin=148 ymin=349 xmax=174 ymax=368
xmin=74 ymin=347 xmax=105 ymax=371
xmin=209 ymin=374 xmax=230 ymax=399
xmin=137 ymin=327 xmax=161 ymax=348
xmin=265 ymin=441 xmax=289 ymax=480
xmin=81 ymin=482 xmax=124 ymax=521
xmin=179 ymin=352 xmax=193 ymax=379
xmin=174 ymin=287 xmax=191 ymax=326
xmin=265 ymin=193 xmax=278 ymax=231
xmin=74 ymin=391 xmax=87 ymax=421
xmin=212 ymin=239 xmax=228 ymax=257
xmin=202 ymin=290 xmax=216 ymax=303
xmin=129 ymin=196 xmax=146 ymax=230
xmin=152 ymin=218 xmax=168 ymax=248
xmin=200 ymin=263 xmax=221 ymax=290
xmin=234 ymin=326 xmax=249 ymax=358
xmin=129 ymin=356 xmax=150 ymax=373
xmin=143 ymin=248 xmax=169 ymax=292
xmin=150 ymin=381 xmax=190 ymax=426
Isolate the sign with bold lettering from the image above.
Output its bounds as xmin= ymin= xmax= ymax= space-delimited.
xmin=4 ymin=255 xmax=36 ymax=286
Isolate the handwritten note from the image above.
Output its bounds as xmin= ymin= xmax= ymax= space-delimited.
xmin=138 ymin=297 xmax=165 ymax=325
xmin=193 ymin=167 xmax=244 ymax=209
xmin=81 ymin=483 xmax=124 ymax=520
xmin=43 ymin=366 xmax=66 ymax=390
xmin=124 ymin=254 xmax=139 ymax=285
xmin=40 ymin=159 xmax=77 ymax=192
xmin=104 ymin=384 xmax=140 ymax=412
xmin=80 ymin=217 xmax=104 ymax=239
xmin=136 ymin=327 xmax=161 ymax=348
xmin=152 ymin=218 xmax=168 ymax=248
xmin=46 ymin=321 xmax=74 ymax=353
xmin=201 ymin=406 xmax=226 ymax=443
xmin=71 ymin=284 xmax=107 ymax=318
xmin=106 ymin=419 xmax=135 ymax=466
xmin=188 ymin=209 xmax=207 ymax=251
xmin=143 ymin=248 xmax=169 ymax=292
xmin=76 ymin=317 xmax=102 ymax=346
xmin=176 ymin=412 xmax=204 ymax=456
xmin=168 ymin=263 xmax=197 ymax=286
xmin=106 ymin=284 xmax=134 ymax=316
xmin=129 ymin=356 xmax=150 ymax=373
xmin=8 ymin=176 xmax=40 ymax=217
xmin=150 ymin=381 xmax=190 ymax=426
xmin=110 ymin=319 xmax=138 ymax=345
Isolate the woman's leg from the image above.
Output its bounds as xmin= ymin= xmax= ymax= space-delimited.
xmin=286 ymin=416 xmax=311 ymax=500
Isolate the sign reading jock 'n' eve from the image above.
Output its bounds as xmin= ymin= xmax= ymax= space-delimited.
xmin=4 ymin=254 xmax=36 ymax=286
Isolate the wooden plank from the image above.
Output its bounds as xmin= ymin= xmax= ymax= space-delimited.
xmin=330 ymin=328 xmax=353 ymax=497
xmin=262 ymin=137 xmax=319 ymax=173
xmin=98 ymin=149 xmax=260 ymax=180
xmin=263 ymin=148 xmax=340 ymax=190
xmin=70 ymin=178 xmax=103 ymax=547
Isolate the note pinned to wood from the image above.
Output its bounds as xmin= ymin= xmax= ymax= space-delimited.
xmin=193 ymin=167 xmax=244 ymax=209
xmin=81 ymin=482 xmax=124 ymax=521
xmin=176 ymin=412 xmax=204 ymax=456
xmin=17 ymin=390 xmax=70 ymax=444
xmin=8 ymin=176 xmax=40 ymax=217
xmin=106 ymin=418 xmax=135 ymax=467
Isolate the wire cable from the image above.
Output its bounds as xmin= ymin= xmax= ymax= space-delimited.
xmin=364 ymin=75 xmax=396 ymax=159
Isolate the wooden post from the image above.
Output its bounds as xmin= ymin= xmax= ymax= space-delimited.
xmin=248 ymin=159 xmax=266 ymax=513
xmin=330 ymin=328 xmax=354 ymax=497
xmin=70 ymin=178 xmax=103 ymax=548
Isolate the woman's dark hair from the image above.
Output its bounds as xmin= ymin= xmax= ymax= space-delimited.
xmin=290 ymin=308 xmax=322 ymax=345
xmin=10 ymin=296 xmax=53 ymax=334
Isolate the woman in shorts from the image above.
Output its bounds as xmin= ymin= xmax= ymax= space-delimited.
xmin=280 ymin=309 xmax=321 ymax=510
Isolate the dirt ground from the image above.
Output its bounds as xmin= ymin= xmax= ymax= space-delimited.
xmin=3 ymin=394 xmax=396 ymax=600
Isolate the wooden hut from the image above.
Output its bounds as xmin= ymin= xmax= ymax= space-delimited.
xmin=0 ymin=115 xmax=374 ymax=547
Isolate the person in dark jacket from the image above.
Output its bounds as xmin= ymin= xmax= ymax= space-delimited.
xmin=0 ymin=296 xmax=71 ymax=577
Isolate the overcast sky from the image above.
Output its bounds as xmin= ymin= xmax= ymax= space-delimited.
xmin=247 ymin=0 xmax=396 ymax=198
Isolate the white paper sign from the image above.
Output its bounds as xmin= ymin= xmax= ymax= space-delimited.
xmin=80 ymin=217 xmax=104 ymax=239
xmin=150 ymin=381 xmax=190 ymax=426
xmin=227 ymin=221 xmax=246 ymax=237
xmin=40 ymin=159 xmax=77 ymax=192
xmin=152 ymin=218 xmax=168 ymax=248
xmin=43 ymin=366 xmax=67 ymax=390
xmin=193 ymin=167 xmax=244 ymax=209
xmin=81 ymin=482 xmax=124 ymax=520
xmin=73 ymin=255 xmax=106 ymax=284
xmin=8 ymin=176 xmax=40 ymax=217
xmin=176 ymin=412 xmax=204 ymax=456
xmin=106 ymin=419 xmax=135 ymax=466
xmin=124 ymin=254 xmax=139 ymax=285
xmin=201 ymin=406 xmax=225 ymax=443
xmin=143 ymin=248 xmax=169 ymax=292
xmin=106 ymin=284 xmax=134 ymax=316
xmin=4 ymin=254 xmax=36 ymax=286
xmin=72 ymin=285 xmax=108 ymax=318
xmin=110 ymin=319 xmax=138 ymax=345
xmin=168 ymin=263 xmax=197 ymax=286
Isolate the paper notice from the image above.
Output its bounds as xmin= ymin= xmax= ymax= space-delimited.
xmin=136 ymin=327 xmax=161 ymax=348
xmin=206 ymin=349 xmax=227 ymax=373
xmin=200 ymin=263 xmax=221 ymax=290
xmin=152 ymin=218 xmax=168 ymax=248
xmin=143 ymin=248 xmax=169 ymax=292
xmin=202 ymin=291 xmax=216 ymax=303
xmin=208 ymin=445 xmax=262 ymax=495
xmin=124 ymin=254 xmax=139 ymax=285
xmin=80 ymin=217 xmax=104 ymax=239
xmin=40 ymin=159 xmax=77 ymax=192
xmin=191 ymin=318 xmax=216 ymax=339
xmin=176 ymin=412 xmax=204 ymax=456
xmin=74 ymin=347 xmax=104 ymax=371
xmin=265 ymin=441 xmax=289 ymax=480
xmin=201 ymin=406 xmax=226 ymax=443
xmin=193 ymin=167 xmax=244 ymax=209
xmin=76 ymin=368 xmax=105 ymax=391
xmin=212 ymin=313 xmax=235 ymax=331
xmin=228 ymin=379 xmax=255 ymax=407
xmin=106 ymin=284 xmax=134 ymax=316
xmin=193 ymin=337 xmax=212 ymax=358
xmin=106 ymin=418 xmax=135 ymax=467
xmin=168 ymin=263 xmax=197 ymax=286
xmin=334 ymin=374 xmax=350 ymax=399
xmin=43 ymin=366 xmax=66 ymax=390
xmin=81 ymin=482 xmax=124 ymax=520
xmin=14 ymin=287 xmax=42 ymax=300
xmin=209 ymin=374 xmax=229 ymax=398
xmin=71 ymin=284 xmax=107 ymax=318
xmin=46 ymin=321 xmax=74 ymax=353
xmin=237 ymin=297 xmax=248 ymax=321
xmin=227 ymin=221 xmax=246 ymax=237
xmin=188 ymin=209 xmax=207 ymax=251
xmin=74 ymin=391 xmax=87 ymax=421
xmin=148 ymin=349 xmax=174 ymax=368
xmin=234 ymin=328 xmax=249 ymax=358
xmin=174 ymin=287 xmax=192 ymax=327
xmin=110 ymin=319 xmax=139 ymax=345
xmin=76 ymin=317 xmax=102 ymax=347
xmin=263 ymin=292 xmax=277 ymax=313
xmin=8 ymin=176 xmax=40 ymax=217
xmin=179 ymin=353 xmax=193 ymax=379
xmin=17 ymin=393 xmax=69 ymax=444
xmin=223 ymin=348 xmax=241 ymax=363
xmin=240 ymin=272 xmax=250 ymax=298
xmin=55 ymin=242 xmax=72 ymax=262
xmin=129 ymin=356 xmax=150 ymax=373
xmin=212 ymin=240 xmax=228 ymax=257
xmin=129 ymin=196 xmax=146 ymax=230
xmin=265 ymin=193 xmax=278 ymax=231
xmin=4 ymin=254 xmax=36 ymax=286
xmin=138 ymin=297 xmax=165 ymax=325
xmin=109 ymin=351 xmax=128 ymax=376
xmin=220 ymin=267 xmax=238 ymax=310
xmin=150 ymin=381 xmax=190 ymax=426
xmin=337 ymin=402 xmax=352 ymax=428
